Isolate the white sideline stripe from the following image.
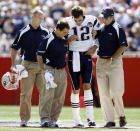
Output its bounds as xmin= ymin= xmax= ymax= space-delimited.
xmin=0 ymin=120 xmax=140 ymax=129
xmin=1 ymin=119 xmax=140 ymax=122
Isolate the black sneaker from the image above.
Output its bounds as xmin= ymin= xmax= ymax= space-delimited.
xmin=41 ymin=121 xmax=50 ymax=128
xmin=74 ymin=124 xmax=84 ymax=128
xmin=20 ymin=121 xmax=27 ymax=127
xmin=104 ymin=122 xmax=115 ymax=127
xmin=88 ymin=121 xmax=96 ymax=127
xmin=119 ymin=116 xmax=127 ymax=127
xmin=87 ymin=118 xmax=96 ymax=127
xmin=50 ymin=122 xmax=59 ymax=128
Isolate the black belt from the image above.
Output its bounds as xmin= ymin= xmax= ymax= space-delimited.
xmin=55 ymin=67 xmax=64 ymax=69
xmin=79 ymin=52 xmax=87 ymax=55
xmin=99 ymin=56 xmax=111 ymax=59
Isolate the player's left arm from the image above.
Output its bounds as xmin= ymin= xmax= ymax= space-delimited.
xmin=86 ymin=17 xmax=100 ymax=56
xmin=86 ymin=39 xmax=99 ymax=56
xmin=102 ymin=27 xmax=128 ymax=67
xmin=85 ymin=45 xmax=98 ymax=56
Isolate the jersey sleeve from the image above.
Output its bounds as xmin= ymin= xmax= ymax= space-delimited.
xmin=92 ymin=17 xmax=100 ymax=30
xmin=93 ymin=39 xmax=99 ymax=47
xmin=118 ymin=27 xmax=128 ymax=47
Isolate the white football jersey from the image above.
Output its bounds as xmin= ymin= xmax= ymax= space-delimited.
xmin=65 ymin=15 xmax=100 ymax=52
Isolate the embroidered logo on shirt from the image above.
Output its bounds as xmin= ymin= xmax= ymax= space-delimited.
xmin=122 ymin=41 xmax=126 ymax=44
xmin=108 ymin=33 xmax=112 ymax=36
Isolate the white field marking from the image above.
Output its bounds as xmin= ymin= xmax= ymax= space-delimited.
xmin=0 ymin=111 xmax=38 ymax=114
xmin=1 ymin=119 xmax=140 ymax=123
xmin=0 ymin=120 xmax=140 ymax=129
xmin=125 ymin=109 xmax=140 ymax=112
xmin=0 ymin=112 xmax=18 ymax=114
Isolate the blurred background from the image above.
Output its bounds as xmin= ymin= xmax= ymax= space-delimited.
xmin=0 ymin=0 xmax=140 ymax=56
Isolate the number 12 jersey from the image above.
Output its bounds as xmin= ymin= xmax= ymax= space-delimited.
xmin=65 ymin=15 xmax=100 ymax=52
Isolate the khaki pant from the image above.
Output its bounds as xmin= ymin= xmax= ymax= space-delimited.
xmin=20 ymin=60 xmax=45 ymax=122
xmin=40 ymin=65 xmax=67 ymax=123
xmin=96 ymin=56 xmax=125 ymax=122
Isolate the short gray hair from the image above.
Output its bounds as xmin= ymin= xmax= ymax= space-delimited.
xmin=31 ymin=8 xmax=44 ymax=16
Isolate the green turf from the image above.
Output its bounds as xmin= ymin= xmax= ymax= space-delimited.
xmin=0 ymin=106 xmax=140 ymax=131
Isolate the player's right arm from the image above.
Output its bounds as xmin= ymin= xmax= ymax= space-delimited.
xmin=11 ymin=32 xmax=23 ymax=69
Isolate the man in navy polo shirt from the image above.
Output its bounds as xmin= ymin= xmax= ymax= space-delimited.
xmin=37 ymin=20 xmax=69 ymax=128
xmin=11 ymin=9 xmax=49 ymax=127
xmin=93 ymin=7 xmax=128 ymax=127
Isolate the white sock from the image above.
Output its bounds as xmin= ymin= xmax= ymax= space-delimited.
xmin=71 ymin=93 xmax=83 ymax=125
xmin=84 ymin=89 xmax=94 ymax=122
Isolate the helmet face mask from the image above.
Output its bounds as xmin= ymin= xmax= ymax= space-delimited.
xmin=1 ymin=72 xmax=19 ymax=90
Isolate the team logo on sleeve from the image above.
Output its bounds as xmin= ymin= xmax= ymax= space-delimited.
xmin=87 ymin=22 xmax=93 ymax=27
xmin=46 ymin=58 xmax=50 ymax=64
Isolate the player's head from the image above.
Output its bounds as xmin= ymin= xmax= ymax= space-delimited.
xmin=99 ymin=7 xmax=114 ymax=25
xmin=71 ymin=6 xmax=84 ymax=25
xmin=31 ymin=8 xmax=45 ymax=28
xmin=55 ymin=19 xmax=70 ymax=38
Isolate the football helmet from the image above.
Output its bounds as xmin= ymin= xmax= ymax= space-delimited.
xmin=1 ymin=72 xmax=19 ymax=90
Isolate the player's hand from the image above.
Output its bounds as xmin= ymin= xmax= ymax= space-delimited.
xmin=85 ymin=45 xmax=98 ymax=56
xmin=92 ymin=30 xmax=97 ymax=39
xmin=10 ymin=66 xmax=17 ymax=72
xmin=85 ymin=48 xmax=95 ymax=56
xmin=41 ymin=69 xmax=45 ymax=75
xmin=68 ymin=35 xmax=78 ymax=42
xmin=102 ymin=58 xmax=112 ymax=67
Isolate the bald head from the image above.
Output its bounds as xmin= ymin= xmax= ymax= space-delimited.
xmin=31 ymin=8 xmax=45 ymax=16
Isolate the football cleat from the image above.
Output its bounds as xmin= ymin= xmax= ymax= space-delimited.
xmin=41 ymin=121 xmax=50 ymax=128
xmin=87 ymin=118 xmax=96 ymax=127
xmin=50 ymin=122 xmax=59 ymax=128
xmin=74 ymin=124 xmax=84 ymax=128
xmin=20 ymin=121 xmax=27 ymax=127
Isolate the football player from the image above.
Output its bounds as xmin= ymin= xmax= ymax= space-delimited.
xmin=65 ymin=6 xmax=100 ymax=127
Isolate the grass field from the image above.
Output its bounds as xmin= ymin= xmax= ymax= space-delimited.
xmin=0 ymin=106 xmax=140 ymax=131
